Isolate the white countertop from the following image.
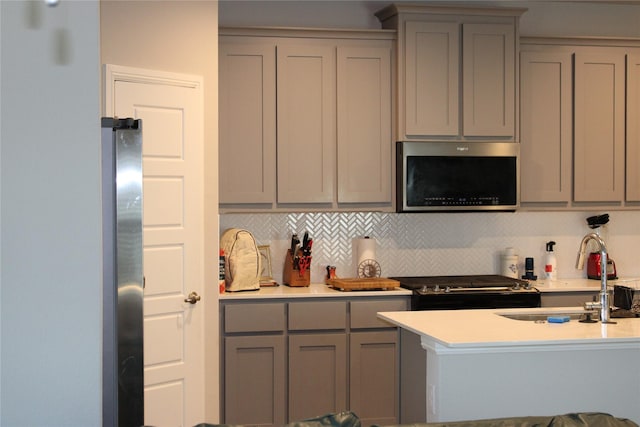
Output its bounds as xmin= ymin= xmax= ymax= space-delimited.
xmin=377 ymin=306 xmax=640 ymax=349
xmin=219 ymin=282 xmax=412 ymax=300
xmin=218 ymin=277 xmax=640 ymax=300
xmin=533 ymin=277 xmax=640 ymax=292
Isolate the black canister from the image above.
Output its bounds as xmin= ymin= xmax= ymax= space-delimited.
xmin=522 ymin=257 xmax=538 ymax=280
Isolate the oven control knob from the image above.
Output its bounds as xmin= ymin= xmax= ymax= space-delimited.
xmin=513 ymin=282 xmax=521 ymax=290
xmin=445 ymin=286 xmax=451 ymax=293
xmin=434 ymin=284 xmax=440 ymax=292
xmin=419 ymin=285 xmax=429 ymax=295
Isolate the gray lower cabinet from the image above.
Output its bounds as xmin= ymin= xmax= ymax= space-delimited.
xmin=220 ymin=297 xmax=408 ymax=427
xmin=224 ymin=335 xmax=286 ymax=426
xmin=289 ymin=333 xmax=348 ymax=422
xmin=541 ymin=291 xmax=599 ymax=307
xmin=350 ymin=330 xmax=399 ymax=426
xmin=223 ymin=302 xmax=287 ymax=426
xmin=349 ymin=300 xmax=404 ymax=425
xmin=288 ymin=300 xmax=348 ymax=422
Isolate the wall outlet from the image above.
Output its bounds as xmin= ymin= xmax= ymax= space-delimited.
xmin=427 ymin=384 xmax=436 ymax=417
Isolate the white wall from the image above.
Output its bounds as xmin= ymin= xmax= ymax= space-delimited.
xmin=0 ymin=3 xmax=3 ymax=422
xmin=0 ymin=1 xmax=101 ymax=425
xmin=219 ymin=0 xmax=640 ymax=37
xmin=100 ymin=1 xmax=220 ymax=422
xmin=514 ymin=1 xmax=640 ymax=37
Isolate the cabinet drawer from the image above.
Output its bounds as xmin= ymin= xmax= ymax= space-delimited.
xmin=224 ymin=302 xmax=285 ymax=333
xmin=289 ymin=301 xmax=347 ymax=331
xmin=350 ymin=299 xmax=408 ymax=329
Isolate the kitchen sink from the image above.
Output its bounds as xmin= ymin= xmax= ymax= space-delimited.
xmin=497 ymin=310 xmax=596 ymax=322
xmin=499 ymin=309 xmax=640 ymax=322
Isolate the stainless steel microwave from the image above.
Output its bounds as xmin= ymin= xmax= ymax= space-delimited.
xmin=396 ymin=141 xmax=519 ymax=212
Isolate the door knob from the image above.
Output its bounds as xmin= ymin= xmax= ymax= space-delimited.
xmin=184 ymin=291 xmax=201 ymax=305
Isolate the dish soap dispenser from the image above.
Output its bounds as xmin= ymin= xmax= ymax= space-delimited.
xmin=545 ymin=241 xmax=557 ymax=280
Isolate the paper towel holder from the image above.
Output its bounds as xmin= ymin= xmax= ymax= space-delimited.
xmin=356 ymin=236 xmax=381 ymax=278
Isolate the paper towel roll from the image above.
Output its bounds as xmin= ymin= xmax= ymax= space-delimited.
xmin=356 ymin=236 xmax=377 ymax=267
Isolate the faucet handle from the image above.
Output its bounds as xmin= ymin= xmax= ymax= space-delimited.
xmin=579 ymin=312 xmax=598 ymax=323
xmin=587 ymin=213 xmax=609 ymax=228
xmin=584 ymin=301 xmax=601 ymax=311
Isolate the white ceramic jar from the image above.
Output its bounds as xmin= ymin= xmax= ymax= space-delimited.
xmin=501 ymin=247 xmax=519 ymax=278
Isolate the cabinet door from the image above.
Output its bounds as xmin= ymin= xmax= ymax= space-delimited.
xmin=404 ymin=21 xmax=459 ymax=137
xmin=337 ymin=45 xmax=392 ymax=204
xmin=288 ymin=333 xmax=347 ymax=422
xmin=463 ymin=23 xmax=515 ymax=138
xmin=574 ymin=51 xmax=625 ymax=202
xmin=277 ymin=45 xmax=335 ymax=203
xmin=219 ymin=42 xmax=276 ymax=204
xmin=224 ymin=335 xmax=286 ymax=426
xmin=627 ymin=52 xmax=640 ymax=202
xmin=520 ymin=50 xmax=572 ymax=204
xmin=349 ymin=331 xmax=400 ymax=426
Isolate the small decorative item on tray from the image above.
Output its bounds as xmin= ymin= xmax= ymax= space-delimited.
xmin=258 ymin=245 xmax=278 ymax=287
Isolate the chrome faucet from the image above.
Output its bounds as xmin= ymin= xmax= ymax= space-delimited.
xmin=575 ymin=233 xmax=614 ymax=323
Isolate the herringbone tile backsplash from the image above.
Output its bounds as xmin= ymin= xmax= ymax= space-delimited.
xmin=220 ymin=211 xmax=640 ymax=284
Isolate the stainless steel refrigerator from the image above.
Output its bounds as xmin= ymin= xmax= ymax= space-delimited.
xmin=101 ymin=117 xmax=144 ymax=427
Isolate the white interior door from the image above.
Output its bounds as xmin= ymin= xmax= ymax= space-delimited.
xmin=105 ymin=65 xmax=205 ymax=427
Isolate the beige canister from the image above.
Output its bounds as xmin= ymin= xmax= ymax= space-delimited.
xmin=501 ymin=247 xmax=519 ymax=278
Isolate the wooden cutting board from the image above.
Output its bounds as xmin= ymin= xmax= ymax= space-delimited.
xmin=327 ymin=277 xmax=400 ymax=291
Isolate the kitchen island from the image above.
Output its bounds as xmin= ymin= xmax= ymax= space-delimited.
xmin=378 ymin=307 xmax=640 ymax=424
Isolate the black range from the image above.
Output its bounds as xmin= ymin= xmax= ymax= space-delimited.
xmin=390 ymin=274 xmax=541 ymax=311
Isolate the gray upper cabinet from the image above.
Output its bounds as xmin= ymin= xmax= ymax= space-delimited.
xmin=573 ymin=51 xmax=625 ymax=203
xmin=376 ymin=4 xmax=525 ymax=141
xmin=627 ymin=52 xmax=640 ymax=203
xmin=337 ymin=46 xmax=392 ymax=204
xmin=462 ymin=23 xmax=516 ymax=138
xmin=403 ymin=21 xmax=459 ymax=137
xmin=520 ymin=49 xmax=572 ymax=205
xmin=520 ymin=38 xmax=640 ymax=210
xmin=276 ymin=44 xmax=336 ymax=204
xmin=219 ymin=41 xmax=276 ymax=204
xmin=219 ymin=28 xmax=394 ymax=212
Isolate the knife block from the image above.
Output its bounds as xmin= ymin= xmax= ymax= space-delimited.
xmin=283 ymin=249 xmax=310 ymax=287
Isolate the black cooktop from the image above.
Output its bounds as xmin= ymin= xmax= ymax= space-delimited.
xmin=391 ymin=274 xmax=540 ymax=310
xmin=390 ymin=274 xmax=529 ymax=291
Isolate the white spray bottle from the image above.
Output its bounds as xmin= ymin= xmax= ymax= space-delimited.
xmin=544 ymin=241 xmax=557 ymax=280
